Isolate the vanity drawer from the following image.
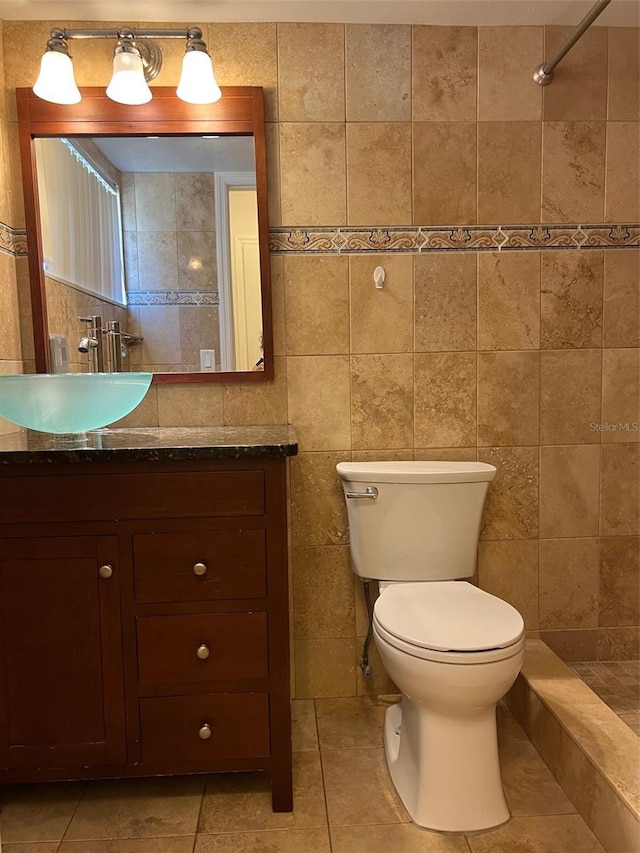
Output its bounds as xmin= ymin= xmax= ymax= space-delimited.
xmin=0 ymin=470 xmax=265 ymax=524
xmin=137 ymin=612 xmax=268 ymax=685
xmin=133 ymin=529 xmax=267 ymax=603
xmin=139 ymin=692 xmax=270 ymax=764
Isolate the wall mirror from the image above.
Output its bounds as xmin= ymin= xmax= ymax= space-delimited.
xmin=16 ymin=86 xmax=273 ymax=383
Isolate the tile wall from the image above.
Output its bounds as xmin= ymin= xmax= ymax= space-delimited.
xmin=0 ymin=20 xmax=638 ymax=694
xmin=121 ymin=171 xmax=221 ymax=372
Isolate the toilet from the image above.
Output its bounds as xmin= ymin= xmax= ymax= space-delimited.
xmin=336 ymin=461 xmax=525 ymax=834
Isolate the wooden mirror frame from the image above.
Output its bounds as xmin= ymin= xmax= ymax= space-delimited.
xmin=16 ymin=86 xmax=273 ymax=384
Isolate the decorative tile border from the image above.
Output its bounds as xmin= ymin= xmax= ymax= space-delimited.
xmin=0 ymin=221 xmax=27 ymax=257
xmin=4 ymin=219 xmax=639 ymax=260
xmin=127 ymin=290 xmax=219 ymax=306
xmin=269 ymin=224 xmax=640 ymax=254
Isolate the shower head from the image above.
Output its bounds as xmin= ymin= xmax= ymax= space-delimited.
xmin=78 ymin=336 xmax=99 ymax=353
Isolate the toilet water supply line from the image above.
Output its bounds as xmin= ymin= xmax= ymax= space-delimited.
xmin=360 ymin=579 xmax=375 ymax=679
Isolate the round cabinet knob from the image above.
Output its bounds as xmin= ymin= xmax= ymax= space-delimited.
xmin=199 ymin=723 xmax=212 ymax=740
xmin=99 ymin=564 xmax=113 ymax=579
xmin=193 ymin=562 xmax=208 ymax=577
xmin=196 ymin=643 xmax=210 ymax=660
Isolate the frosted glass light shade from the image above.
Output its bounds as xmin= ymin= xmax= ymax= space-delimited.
xmin=33 ymin=50 xmax=81 ymax=105
xmin=106 ymin=50 xmax=152 ymax=105
xmin=177 ymin=50 xmax=221 ymax=104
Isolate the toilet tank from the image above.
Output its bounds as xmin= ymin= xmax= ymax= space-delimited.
xmin=336 ymin=461 xmax=497 ymax=582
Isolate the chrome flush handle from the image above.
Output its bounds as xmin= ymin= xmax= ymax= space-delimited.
xmin=345 ymin=486 xmax=378 ymax=500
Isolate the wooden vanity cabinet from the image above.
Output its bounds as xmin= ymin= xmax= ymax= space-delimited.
xmin=0 ymin=455 xmax=293 ymax=811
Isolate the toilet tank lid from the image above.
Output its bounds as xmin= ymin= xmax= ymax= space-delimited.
xmin=336 ymin=461 xmax=497 ymax=484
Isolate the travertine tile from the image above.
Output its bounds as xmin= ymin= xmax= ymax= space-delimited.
xmin=346 ymin=25 xmax=411 ymax=122
xmin=175 ymin=173 xmax=215 ymax=232
xmin=598 ymin=627 xmax=640 ymax=661
xmin=199 ymin=752 xmax=327 ymax=832
xmin=592 ymin=772 xmax=640 ymax=853
xmin=349 ymin=255 xmax=413 ymax=354
xmin=3 ymin=21 xmax=59 ymax=120
xmin=60 ymin=840 xmax=195 ymax=853
xmin=222 ymin=359 xmax=288 ymax=424
xmin=606 ymin=122 xmax=640 ymax=222
xmin=266 ymin=122 xmax=281 ymax=226
xmin=542 ymin=122 xmax=606 ymax=222
xmin=279 ymin=123 xmax=346 ymax=226
xmin=294 ymin=639 xmax=356 ymax=698
xmin=414 ymin=253 xmax=476 ymax=351
xmin=414 ymin=352 xmax=477 ymax=447
xmin=289 ymin=451 xmax=350 ymax=547
xmin=270 ymin=254 xmax=286 ymax=357
xmin=0 ymin=251 xmax=21 ymax=361
xmin=601 ymin=443 xmax=640 ymax=535
xmin=136 ymin=233 xmax=179 ymax=292
xmin=331 ymin=822 xmax=469 ymax=852
xmin=540 ymin=349 xmax=602 ymax=444
xmin=176 ymin=228 xmax=216 ymax=291
xmin=413 ymin=123 xmax=477 ymax=224
xmin=540 ymin=251 xmax=603 ymax=349
xmin=599 ymin=537 xmax=640 ymax=628
xmin=315 ymin=696 xmax=385 ymax=750
xmin=608 ymin=28 xmax=640 ymax=120
xmin=287 ymin=356 xmax=350 ymax=451
xmin=321 ymin=747 xmax=408 ymax=826
xmin=478 ymin=27 xmax=543 ymax=121
xmin=539 ymin=445 xmax=600 ymax=538
xmin=477 ymin=123 xmax=542 ymax=224
xmin=543 ymin=26 xmax=608 ymax=121
xmin=478 ymin=351 xmax=540 ymax=446
xmin=207 ymin=22 xmax=278 ymax=121
xmin=603 ymin=251 xmax=640 ymax=348
xmin=134 ymin=173 xmax=176 ymax=233
xmin=478 ymin=252 xmax=540 ymax=351
xmin=157 ymin=384 xmax=223 ymax=427
xmin=346 ymin=123 xmax=412 ymax=225
xmin=4 ymin=844 xmax=60 ymax=853
xmin=539 ymin=538 xmax=599 ymax=629
xmin=499 ymin=738 xmax=576 ymax=816
xmin=350 ymin=354 xmax=414 ymax=450
xmin=414 ymin=447 xmax=477 ymax=462
xmin=0 ymin=782 xmax=85 ymax=843
xmin=65 ymin=777 xmax=204 ymax=840
xmin=478 ymin=446 xmax=539 ymax=540
xmin=292 ymin=544 xmax=355 ymax=638
xmin=466 ymin=814 xmax=605 ymax=852
xmin=540 ymin=629 xmax=599 ymax=663
xmin=195 ymin=828 xmax=331 ymax=853
xmin=291 ymin=699 xmax=319 ymax=752
xmin=412 ymin=26 xmax=477 ymax=121
xmin=602 ymin=348 xmax=640 ymax=443
xmin=284 ymin=255 xmax=349 ymax=355
xmin=278 ymin=23 xmax=345 ymax=121
xmin=478 ymin=539 xmax=539 ymax=628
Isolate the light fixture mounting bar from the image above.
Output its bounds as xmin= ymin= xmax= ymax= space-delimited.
xmin=57 ymin=28 xmax=200 ymax=40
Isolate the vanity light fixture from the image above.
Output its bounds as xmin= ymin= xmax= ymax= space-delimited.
xmin=33 ymin=26 xmax=221 ymax=106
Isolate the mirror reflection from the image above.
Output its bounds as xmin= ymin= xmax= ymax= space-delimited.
xmin=33 ymin=135 xmax=263 ymax=375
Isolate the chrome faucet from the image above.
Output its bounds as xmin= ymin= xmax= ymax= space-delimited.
xmin=78 ymin=315 xmax=104 ymax=372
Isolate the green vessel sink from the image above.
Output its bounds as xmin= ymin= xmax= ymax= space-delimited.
xmin=0 ymin=373 xmax=153 ymax=434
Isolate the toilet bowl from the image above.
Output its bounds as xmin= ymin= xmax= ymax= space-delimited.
xmin=373 ymin=580 xmax=524 ymax=832
xmin=336 ymin=461 xmax=525 ymax=833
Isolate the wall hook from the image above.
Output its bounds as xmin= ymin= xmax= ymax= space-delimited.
xmin=373 ymin=266 xmax=385 ymax=290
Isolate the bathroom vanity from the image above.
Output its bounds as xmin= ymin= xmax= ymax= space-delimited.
xmin=0 ymin=426 xmax=297 ymax=811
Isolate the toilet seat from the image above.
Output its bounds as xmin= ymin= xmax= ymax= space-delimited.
xmin=373 ymin=581 xmax=525 ymax=664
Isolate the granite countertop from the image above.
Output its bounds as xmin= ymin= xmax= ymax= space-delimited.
xmin=0 ymin=425 xmax=298 ymax=463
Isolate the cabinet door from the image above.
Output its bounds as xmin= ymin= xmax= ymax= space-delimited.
xmin=0 ymin=536 xmax=126 ymax=770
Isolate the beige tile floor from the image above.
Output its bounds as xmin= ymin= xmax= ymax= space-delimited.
xmin=0 ymin=697 xmax=606 ymax=852
xmin=570 ymin=660 xmax=640 ymax=735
